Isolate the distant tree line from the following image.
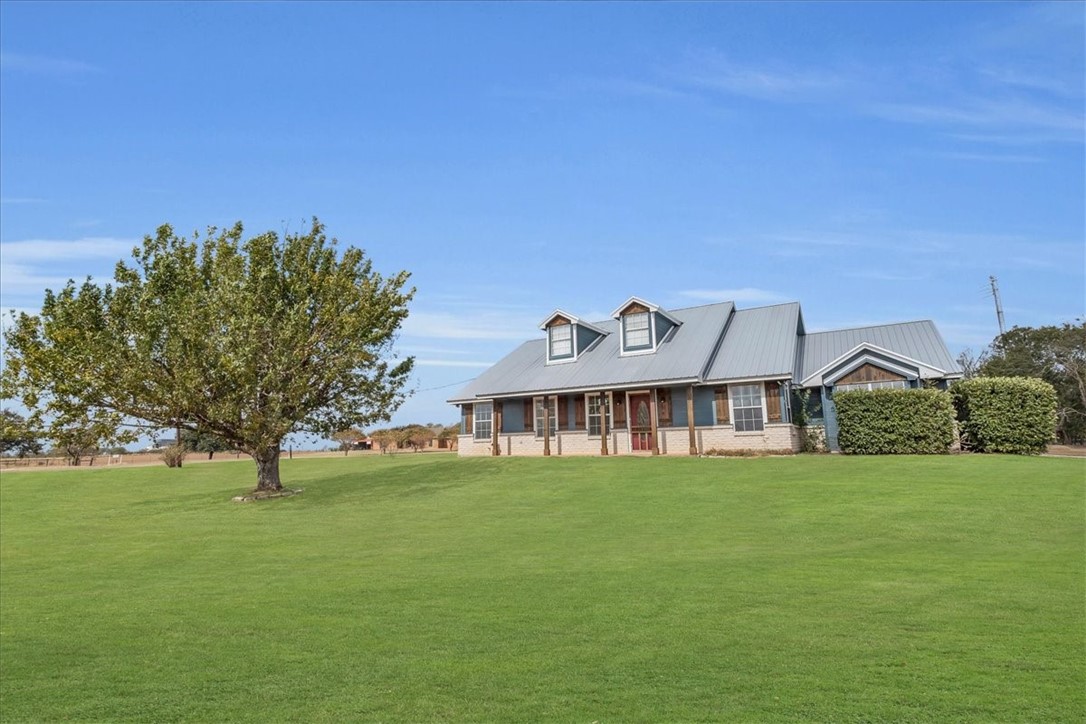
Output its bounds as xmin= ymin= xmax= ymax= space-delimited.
xmin=958 ymin=321 xmax=1085 ymax=443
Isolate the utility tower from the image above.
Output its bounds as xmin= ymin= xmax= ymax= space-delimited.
xmin=989 ymin=275 xmax=1006 ymax=336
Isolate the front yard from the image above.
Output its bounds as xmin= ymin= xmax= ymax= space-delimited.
xmin=1 ymin=453 xmax=1082 ymax=721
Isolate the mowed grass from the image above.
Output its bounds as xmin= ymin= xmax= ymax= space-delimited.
xmin=1 ymin=454 xmax=1083 ymax=722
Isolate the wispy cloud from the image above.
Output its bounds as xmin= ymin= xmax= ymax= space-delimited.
xmin=677 ymin=288 xmax=788 ymax=304
xmin=0 ymin=197 xmax=47 ymax=205
xmin=927 ymin=150 xmax=1045 ymax=163
xmin=0 ymin=263 xmax=77 ymax=296
xmin=868 ymin=97 xmax=1084 ymax=136
xmin=670 ymin=50 xmax=847 ymax=102
xmin=843 ymin=270 xmax=930 ymax=282
xmin=0 ymin=52 xmax=101 ymax=75
xmin=402 ymin=311 xmax=539 ymax=340
xmin=0 ymin=237 xmax=136 ymax=263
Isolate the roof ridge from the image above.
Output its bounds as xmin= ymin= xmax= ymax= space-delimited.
xmin=733 ymin=301 xmax=801 ymax=312
xmin=805 ymin=319 xmax=934 ymax=336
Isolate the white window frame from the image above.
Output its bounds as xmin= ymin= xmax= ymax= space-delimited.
xmin=621 ymin=311 xmax=656 ymax=355
xmin=836 ymin=379 xmax=909 ymax=393
xmin=473 ymin=402 xmax=493 ymax=441
xmin=587 ymin=394 xmax=613 ymax=438
xmin=730 ymin=384 xmax=765 ymax=433
xmin=548 ymin=324 xmax=573 ymax=361
xmin=534 ymin=397 xmax=558 ymax=438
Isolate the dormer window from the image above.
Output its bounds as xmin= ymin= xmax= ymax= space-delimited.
xmin=548 ymin=323 xmax=573 ymax=359
xmin=611 ymin=297 xmax=680 ymax=356
xmin=623 ymin=311 xmax=651 ymax=350
xmin=539 ymin=309 xmax=606 ymax=365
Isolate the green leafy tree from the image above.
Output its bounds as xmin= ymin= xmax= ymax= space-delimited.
xmin=331 ymin=427 xmax=366 ymax=456
xmin=980 ymin=322 xmax=1086 ymax=443
xmin=181 ymin=429 xmax=234 ymax=460
xmin=0 ymin=409 xmax=43 ymax=458
xmin=1 ymin=218 xmax=414 ymax=491
xmin=46 ymin=408 xmax=130 ymax=466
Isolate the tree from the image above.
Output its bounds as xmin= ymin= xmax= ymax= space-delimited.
xmin=370 ymin=428 xmax=398 ymax=454
xmin=1 ymin=218 xmax=414 ymax=491
xmin=980 ymin=322 xmax=1086 ymax=443
xmin=0 ymin=409 xmax=43 ymax=458
xmin=46 ymin=408 xmax=129 ymax=466
xmin=331 ymin=427 xmax=366 ymax=456
xmin=402 ymin=424 xmax=434 ymax=451
xmin=438 ymin=423 xmax=460 ymax=450
xmin=181 ymin=429 xmax=234 ymax=460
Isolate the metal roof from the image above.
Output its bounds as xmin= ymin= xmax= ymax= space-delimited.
xmin=795 ymin=320 xmax=962 ymax=383
xmin=449 ymin=302 xmax=733 ymax=402
xmin=704 ymin=302 xmax=801 ymax=382
xmin=449 ymin=301 xmax=963 ymax=403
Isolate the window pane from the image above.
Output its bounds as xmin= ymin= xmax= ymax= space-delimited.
xmin=587 ymin=395 xmax=611 ymax=437
xmin=731 ymin=384 xmax=764 ymax=432
xmin=535 ymin=398 xmax=557 ymax=437
xmin=549 ymin=325 xmax=572 ymax=357
xmin=624 ymin=312 xmax=650 ymax=348
xmin=474 ymin=402 xmax=493 ymax=440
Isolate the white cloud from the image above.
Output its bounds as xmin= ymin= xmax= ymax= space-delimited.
xmin=0 ymin=52 xmax=100 ymax=75
xmin=677 ymin=288 xmax=788 ymax=304
xmin=671 ymin=51 xmax=847 ymax=102
xmin=0 ymin=197 xmax=46 ymax=205
xmin=0 ymin=237 xmax=136 ymax=263
xmin=0 ymin=263 xmax=77 ymax=295
xmin=401 ymin=311 xmax=539 ymax=340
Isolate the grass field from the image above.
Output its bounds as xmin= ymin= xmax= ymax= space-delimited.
xmin=1 ymin=453 xmax=1083 ymax=722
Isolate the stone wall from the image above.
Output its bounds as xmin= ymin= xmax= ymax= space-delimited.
xmin=459 ymin=425 xmax=800 ymax=456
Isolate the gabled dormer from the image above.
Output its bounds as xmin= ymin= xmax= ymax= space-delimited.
xmin=610 ymin=297 xmax=681 ymax=356
xmin=539 ymin=310 xmax=607 ymax=365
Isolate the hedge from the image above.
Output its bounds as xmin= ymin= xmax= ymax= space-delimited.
xmin=952 ymin=376 xmax=1057 ymax=454
xmin=834 ymin=388 xmax=955 ymax=454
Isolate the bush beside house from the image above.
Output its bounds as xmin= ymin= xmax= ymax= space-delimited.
xmin=835 ymin=388 xmax=955 ymax=455
xmin=953 ymin=377 xmax=1058 ymax=454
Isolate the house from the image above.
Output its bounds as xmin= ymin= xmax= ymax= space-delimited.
xmin=448 ymin=296 xmax=962 ymax=456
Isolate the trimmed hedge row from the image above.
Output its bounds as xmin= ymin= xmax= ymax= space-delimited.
xmin=835 ymin=388 xmax=954 ymax=455
xmin=952 ymin=376 xmax=1057 ymax=454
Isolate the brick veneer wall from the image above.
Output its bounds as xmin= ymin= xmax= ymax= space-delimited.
xmin=459 ymin=425 xmax=800 ymax=456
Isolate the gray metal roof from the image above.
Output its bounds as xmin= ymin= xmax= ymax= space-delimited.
xmin=795 ymin=320 xmax=962 ymax=383
xmin=704 ymin=302 xmax=801 ymax=382
xmin=449 ymin=302 xmax=733 ymax=402
xmin=449 ymin=301 xmax=962 ymax=403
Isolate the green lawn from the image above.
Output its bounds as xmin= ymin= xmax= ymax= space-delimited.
xmin=1 ymin=454 xmax=1083 ymax=722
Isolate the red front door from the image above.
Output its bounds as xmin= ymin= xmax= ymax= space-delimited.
xmin=628 ymin=393 xmax=653 ymax=451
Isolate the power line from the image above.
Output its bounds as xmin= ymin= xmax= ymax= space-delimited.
xmin=417 ymin=376 xmax=477 ymax=393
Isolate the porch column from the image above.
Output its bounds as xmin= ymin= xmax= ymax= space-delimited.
xmin=491 ymin=401 xmax=502 ymax=456
xmin=649 ymin=388 xmax=660 ymax=456
xmin=599 ymin=392 xmax=609 ymax=456
xmin=687 ymin=385 xmax=697 ymax=456
xmin=542 ymin=397 xmax=551 ymax=456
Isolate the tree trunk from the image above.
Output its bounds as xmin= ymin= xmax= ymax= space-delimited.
xmin=208 ymin=451 xmax=214 ymax=460
xmin=252 ymin=446 xmax=283 ymax=492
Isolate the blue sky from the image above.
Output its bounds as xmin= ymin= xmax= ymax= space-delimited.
xmin=1 ymin=1 xmax=1083 ymax=438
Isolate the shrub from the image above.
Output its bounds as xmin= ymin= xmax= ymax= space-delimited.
xmin=703 ymin=448 xmax=794 ymax=457
xmin=952 ymin=376 xmax=1057 ymax=454
xmin=799 ymin=425 xmax=827 ymax=453
xmin=835 ymin=388 xmax=954 ymax=455
xmin=160 ymin=444 xmax=187 ymax=468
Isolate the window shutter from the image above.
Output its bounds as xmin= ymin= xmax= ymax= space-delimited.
xmin=574 ymin=394 xmax=586 ymax=430
xmin=613 ymin=394 xmax=626 ymax=426
xmin=765 ymin=382 xmax=782 ymax=422
xmin=714 ymin=387 xmax=729 ymax=424
xmin=557 ymin=396 xmax=569 ymax=431
xmin=464 ymin=404 xmax=474 ymax=431
xmin=523 ymin=399 xmax=533 ymax=431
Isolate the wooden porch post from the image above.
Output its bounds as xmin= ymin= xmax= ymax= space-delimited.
xmin=542 ymin=397 xmax=551 ymax=457
xmin=649 ymin=388 xmax=660 ymax=455
xmin=687 ymin=385 xmax=698 ymax=455
xmin=600 ymin=392 xmax=609 ymax=456
xmin=492 ymin=401 xmax=502 ymax=456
